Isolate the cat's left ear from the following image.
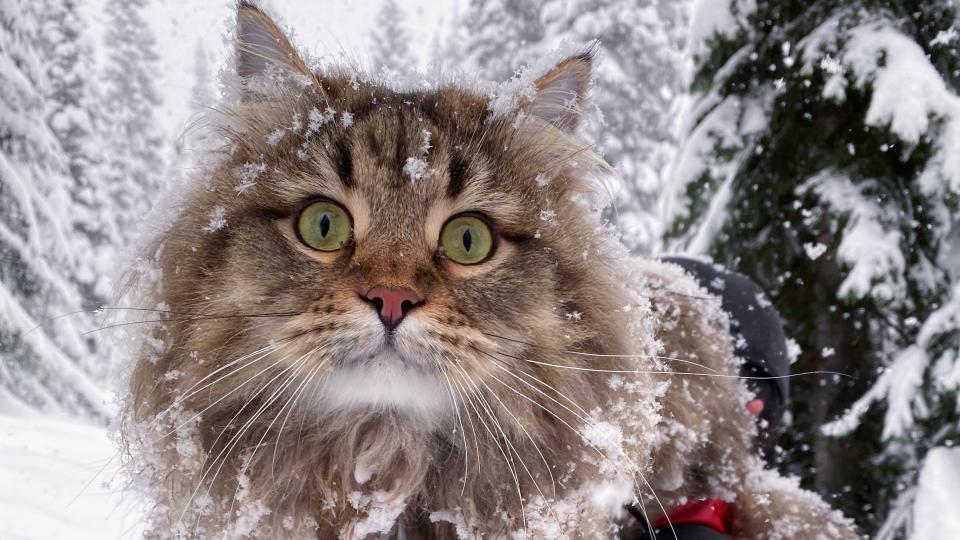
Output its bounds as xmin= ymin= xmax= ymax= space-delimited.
xmin=235 ymin=2 xmax=312 ymax=90
xmin=519 ymin=52 xmax=593 ymax=133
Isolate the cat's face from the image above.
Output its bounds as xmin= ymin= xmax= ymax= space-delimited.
xmin=147 ymin=6 xmax=624 ymax=435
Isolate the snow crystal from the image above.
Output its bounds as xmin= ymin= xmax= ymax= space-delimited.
xmin=307 ymin=106 xmax=335 ymax=135
xmin=202 ymin=206 xmax=228 ymax=233
xmin=821 ymin=347 xmax=836 ymax=358
xmin=340 ymin=111 xmax=354 ymax=127
xmin=266 ymin=128 xmax=285 ymax=146
xmin=418 ymin=128 xmax=432 ymax=155
xmin=539 ymin=209 xmax=557 ymax=222
xmin=534 ymin=172 xmax=551 ymax=187
xmin=233 ymin=162 xmax=267 ymax=194
xmin=403 ymin=157 xmax=429 ymax=183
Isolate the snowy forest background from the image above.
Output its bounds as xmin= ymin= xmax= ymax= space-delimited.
xmin=2 ymin=0 xmax=960 ymax=538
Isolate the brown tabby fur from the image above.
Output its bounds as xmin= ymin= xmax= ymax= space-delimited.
xmin=119 ymin=4 xmax=859 ymax=539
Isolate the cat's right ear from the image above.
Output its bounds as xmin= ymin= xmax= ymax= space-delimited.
xmin=517 ymin=52 xmax=594 ymax=133
xmin=235 ymin=1 xmax=312 ymax=93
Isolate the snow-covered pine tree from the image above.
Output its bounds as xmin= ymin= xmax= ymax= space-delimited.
xmin=99 ymin=0 xmax=166 ymax=246
xmin=663 ymin=1 xmax=960 ymax=535
xmin=542 ymin=0 xmax=690 ymax=252
xmin=462 ymin=0 xmax=690 ymax=252
xmin=0 ymin=0 xmax=109 ymax=418
xmin=463 ymin=0 xmax=547 ymax=82
xmin=369 ymin=0 xmax=415 ymax=76
xmin=39 ymin=0 xmax=117 ymax=310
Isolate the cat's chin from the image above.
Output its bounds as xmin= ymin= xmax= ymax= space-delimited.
xmin=316 ymin=354 xmax=451 ymax=418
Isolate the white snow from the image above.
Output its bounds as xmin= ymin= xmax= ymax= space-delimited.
xmin=912 ymin=447 xmax=960 ymax=540
xmin=803 ymin=242 xmax=827 ymax=260
xmin=689 ymin=0 xmax=756 ymax=58
xmin=0 ymin=414 xmax=142 ymax=539
xmin=202 ymin=206 xmax=228 ymax=233
xmin=402 ymin=157 xmax=429 ymax=183
xmin=800 ymin=171 xmax=905 ymax=302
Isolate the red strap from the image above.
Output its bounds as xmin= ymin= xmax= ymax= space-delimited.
xmin=652 ymin=499 xmax=731 ymax=533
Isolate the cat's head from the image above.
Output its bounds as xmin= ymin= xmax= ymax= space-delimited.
xmin=128 ymin=2 xmax=632 ymax=498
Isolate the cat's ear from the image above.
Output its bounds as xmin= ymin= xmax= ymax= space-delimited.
xmin=235 ymin=2 xmax=311 ymax=89
xmin=520 ymin=53 xmax=593 ymax=132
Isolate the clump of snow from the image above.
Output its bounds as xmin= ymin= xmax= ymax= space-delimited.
xmin=912 ymin=447 xmax=960 ymax=540
xmin=202 ymin=206 xmax=228 ymax=233
xmin=429 ymin=508 xmax=477 ymax=539
xmin=803 ymin=241 xmax=827 ymax=260
xmin=803 ymin=20 xmax=960 ymax=196
xmin=689 ymin=0 xmax=757 ymax=58
xmin=402 ymin=157 xmax=429 ymax=183
xmin=800 ymin=171 xmax=904 ymax=302
xmin=266 ymin=128 xmax=285 ymax=146
xmin=354 ymin=459 xmax=377 ymax=485
xmin=347 ymin=490 xmax=407 ymax=538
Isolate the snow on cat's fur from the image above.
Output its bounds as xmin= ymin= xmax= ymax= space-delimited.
xmin=117 ymin=3 xmax=858 ymax=538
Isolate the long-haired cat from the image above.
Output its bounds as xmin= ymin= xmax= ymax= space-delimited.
xmin=118 ymin=3 xmax=858 ymax=539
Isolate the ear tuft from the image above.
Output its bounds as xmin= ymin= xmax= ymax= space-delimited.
xmin=523 ymin=52 xmax=594 ymax=132
xmin=235 ymin=2 xmax=311 ymax=85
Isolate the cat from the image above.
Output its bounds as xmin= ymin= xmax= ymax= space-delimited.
xmin=118 ymin=3 xmax=859 ymax=539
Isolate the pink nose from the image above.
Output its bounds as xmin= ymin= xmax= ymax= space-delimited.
xmin=364 ymin=286 xmax=423 ymax=331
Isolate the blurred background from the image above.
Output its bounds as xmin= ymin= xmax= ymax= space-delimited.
xmin=1 ymin=0 xmax=959 ymax=538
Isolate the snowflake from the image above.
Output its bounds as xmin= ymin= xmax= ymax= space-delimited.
xmin=233 ymin=162 xmax=266 ymax=194
xmin=403 ymin=157 xmax=429 ymax=183
xmin=340 ymin=111 xmax=354 ymax=127
xmin=267 ymin=128 xmax=285 ymax=146
xmin=202 ymin=206 xmax=227 ymax=233
xmin=418 ymin=129 xmax=432 ymax=155
xmin=307 ymin=106 xmax=335 ymax=135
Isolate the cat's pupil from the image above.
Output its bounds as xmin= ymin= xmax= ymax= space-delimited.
xmin=463 ymin=229 xmax=472 ymax=252
xmin=320 ymin=214 xmax=331 ymax=238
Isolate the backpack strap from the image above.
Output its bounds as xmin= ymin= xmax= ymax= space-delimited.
xmin=631 ymin=499 xmax=733 ymax=539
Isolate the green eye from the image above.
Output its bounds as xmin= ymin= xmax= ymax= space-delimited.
xmin=296 ymin=200 xmax=352 ymax=251
xmin=440 ymin=214 xmax=495 ymax=265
